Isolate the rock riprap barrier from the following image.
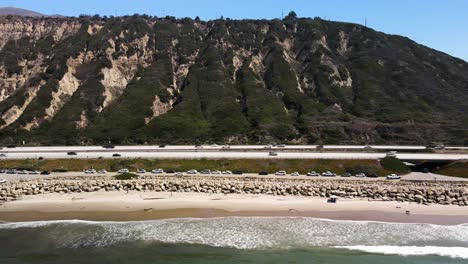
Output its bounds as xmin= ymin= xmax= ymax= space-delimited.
xmin=1 ymin=176 xmax=468 ymax=206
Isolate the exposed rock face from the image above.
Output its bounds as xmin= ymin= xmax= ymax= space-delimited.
xmin=2 ymin=176 xmax=468 ymax=207
xmin=0 ymin=15 xmax=466 ymax=145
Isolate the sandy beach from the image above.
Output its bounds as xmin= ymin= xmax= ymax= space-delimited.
xmin=1 ymin=191 xmax=468 ymax=224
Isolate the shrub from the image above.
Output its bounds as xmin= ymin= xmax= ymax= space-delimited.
xmin=380 ymin=157 xmax=410 ymax=174
xmin=114 ymin=173 xmax=139 ymax=180
xmin=345 ymin=165 xmax=378 ymax=176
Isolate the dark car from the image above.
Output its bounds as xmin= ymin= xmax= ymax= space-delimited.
xmin=40 ymin=171 xmax=51 ymax=175
xmin=6 ymin=144 xmax=16 ymax=148
xmin=341 ymin=173 xmax=352 ymax=177
xmin=102 ymin=144 xmax=115 ymax=149
xmin=159 ymin=145 xmax=166 ymax=148
xmin=67 ymin=152 xmax=77 ymax=155
xmin=366 ymin=173 xmax=379 ymax=178
xmin=112 ymin=153 xmax=121 ymax=157
xmin=233 ymin=170 xmax=243 ymax=175
xmin=258 ymin=171 xmax=269 ymax=175
xmin=165 ymin=169 xmax=175 ymax=173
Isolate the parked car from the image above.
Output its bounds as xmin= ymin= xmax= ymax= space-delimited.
xmin=67 ymin=152 xmax=77 ymax=155
xmin=84 ymin=169 xmax=97 ymax=174
xmin=17 ymin=170 xmax=29 ymax=174
xmin=275 ymin=171 xmax=287 ymax=176
xmin=355 ymin=173 xmax=366 ymax=177
xmin=386 ymin=174 xmax=401 ymax=180
xmin=200 ymin=169 xmax=211 ymax=174
xmin=159 ymin=145 xmax=166 ymax=148
xmin=117 ymin=169 xmax=129 ymax=173
xmin=264 ymin=145 xmax=273 ymax=149
xmin=258 ymin=171 xmax=269 ymax=176
xmin=187 ymin=169 xmax=198 ymax=174
xmin=152 ymin=168 xmax=164 ymax=174
xmin=0 ymin=179 xmax=7 ymax=184
xmin=322 ymin=171 xmax=336 ymax=177
xmin=307 ymin=171 xmax=319 ymax=176
xmin=232 ymin=170 xmax=243 ymax=175
xmin=211 ymin=170 xmax=222 ymax=174
xmin=6 ymin=169 xmax=16 ymax=174
xmin=112 ymin=153 xmax=121 ymax=157
xmin=40 ymin=171 xmax=51 ymax=175
xmin=291 ymin=172 xmax=300 ymax=177
xmin=102 ymin=144 xmax=115 ymax=149
xmin=29 ymin=170 xmax=41 ymax=175
xmin=367 ymin=173 xmax=379 ymax=178
xmin=277 ymin=144 xmax=286 ymax=148
xmin=0 ymin=169 xmax=5 ymax=173
xmin=175 ymin=172 xmax=185 ymax=176
xmin=0 ymin=154 xmax=6 ymax=157
xmin=136 ymin=169 xmax=146 ymax=174
xmin=341 ymin=173 xmax=352 ymax=177
xmin=165 ymin=169 xmax=175 ymax=174
xmin=222 ymin=170 xmax=232 ymax=175
xmin=269 ymin=151 xmax=278 ymax=156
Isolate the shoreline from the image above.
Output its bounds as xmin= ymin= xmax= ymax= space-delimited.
xmin=1 ymin=192 xmax=468 ymax=225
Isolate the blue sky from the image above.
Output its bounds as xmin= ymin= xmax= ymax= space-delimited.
xmin=1 ymin=0 xmax=467 ymax=61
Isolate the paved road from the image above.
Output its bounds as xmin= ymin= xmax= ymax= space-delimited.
xmin=1 ymin=145 xmax=467 ymax=152
xmin=1 ymin=171 xmax=466 ymax=183
xmin=0 ymin=150 xmax=467 ymax=161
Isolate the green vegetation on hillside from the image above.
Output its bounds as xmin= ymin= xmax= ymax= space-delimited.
xmin=435 ymin=161 xmax=468 ymax=178
xmin=0 ymin=15 xmax=467 ymax=145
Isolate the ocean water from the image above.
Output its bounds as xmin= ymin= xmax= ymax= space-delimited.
xmin=0 ymin=217 xmax=467 ymax=264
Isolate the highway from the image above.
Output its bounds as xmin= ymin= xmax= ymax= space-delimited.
xmin=0 ymin=145 xmax=466 ymax=161
xmin=2 ymin=144 xmax=467 ymax=152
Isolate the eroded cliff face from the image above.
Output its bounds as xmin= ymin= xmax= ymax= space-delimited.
xmin=0 ymin=15 xmax=467 ymax=145
xmin=0 ymin=18 xmax=81 ymax=48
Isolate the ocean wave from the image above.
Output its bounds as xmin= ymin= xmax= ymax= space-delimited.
xmin=336 ymin=245 xmax=468 ymax=259
xmin=1 ymin=217 xmax=468 ymax=255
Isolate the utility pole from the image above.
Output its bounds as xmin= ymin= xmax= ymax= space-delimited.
xmin=365 ymin=18 xmax=367 ymax=27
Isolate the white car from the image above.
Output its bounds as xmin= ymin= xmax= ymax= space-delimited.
xmin=322 ymin=171 xmax=336 ymax=177
xmin=0 ymin=179 xmax=6 ymax=184
xmin=17 ymin=170 xmax=29 ymax=174
xmin=28 ymin=170 xmax=40 ymax=175
xmin=187 ymin=169 xmax=198 ymax=174
xmin=275 ymin=171 xmax=287 ymax=176
xmin=98 ymin=169 xmax=107 ymax=174
xmin=386 ymin=174 xmax=401 ymax=180
xmin=136 ymin=169 xmax=146 ymax=174
xmin=175 ymin=172 xmax=185 ymax=176
xmin=222 ymin=170 xmax=232 ymax=175
xmin=291 ymin=172 xmax=300 ymax=177
xmin=355 ymin=173 xmax=366 ymax=177
xmin=117 ymin=169 xmax=129 ymax=173
xmin=211 ymin=170 xmax=222 ymax=174
xmin=84 ymin=169 xmax=97 ymax=174
xmin=307 ymin=171 xmax=319 ymax=176
xmin=264 ymin=145 xmax=273 ymax=149
xmin=151 ymin=169 xmax=164 ymax=174
xmin=386 ymin=151 xmax=397 ymax=157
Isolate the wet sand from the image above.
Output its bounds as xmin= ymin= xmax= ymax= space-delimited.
xmin=1 ymin=191 xmax=468 ymax=224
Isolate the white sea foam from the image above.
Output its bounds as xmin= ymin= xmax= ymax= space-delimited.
xmin=336 ymin=245 xmax=468 ymax=259
xmin=1 ymin=217 xmax=468 ymax=258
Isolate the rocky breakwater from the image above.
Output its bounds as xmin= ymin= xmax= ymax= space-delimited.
xmin=1 ymin=176 xmax=468 ymax=206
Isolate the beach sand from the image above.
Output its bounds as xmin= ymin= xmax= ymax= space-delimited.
xmin=1 ymin=191 xmax=468 ymax=224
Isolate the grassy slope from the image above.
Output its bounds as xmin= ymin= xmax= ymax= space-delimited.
xmin=435 ymin=161 xmax=468 ymax=178
xmin=0 ymin=158 xmax=395 ymax=175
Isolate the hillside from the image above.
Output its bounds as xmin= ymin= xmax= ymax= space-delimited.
xmin=0 ymin=7 xmax=45 ymax=17
xmin=0 ymin=13 xmax=467 ymax=145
